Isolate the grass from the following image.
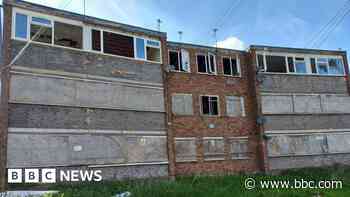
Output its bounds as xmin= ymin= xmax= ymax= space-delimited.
xmin=11 ymin=165 xmax=350 ymax=197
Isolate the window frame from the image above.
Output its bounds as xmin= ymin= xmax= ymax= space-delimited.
xmin=203 ymin=137 xmax=225 ymax=161
xmin=174 ymin=137 xmax=197 ymax=162
xmin=256 ymin=51 xmax=345 ymax=76
xmin=222 ymin=54 xmax=241 ymax=77
xmin=12 ymin=8 xmax=163 ymax=64
xmin=200 ymin=95 xmax=220 ymax=116
xmin=196 ymin=53 xmax=217 ymax=75
xmin=228 ymin=137 xmax=250 ymax=160
xmin=168 ymin=49 xmax=191 ymax=73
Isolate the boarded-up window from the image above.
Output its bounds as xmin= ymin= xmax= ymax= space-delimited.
xmin=226 ymin=96 xmax=245 ymax=117
xmin=91 ymin=29 xmax=101 ymax=51
xmin=229 ymin=138 xmax=249 ymax=159
xmin=266 ymin=55 xmax=287 ymax=73
xmin=175 ymin=138 xmax=197 ymax=162
xmin=172 ymin=94 xmax=193 ymax=115
xmin=203 ymin=138 xmax=225 ymax=160
xmin=54 ymin=22 xmax=82 ymax=49
xmin=103 ymin=31 xmax=134 ymax=57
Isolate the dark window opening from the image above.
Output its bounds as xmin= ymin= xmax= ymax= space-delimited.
xmin=209 ymin=54 xmax=215 ymax=73
xmin=201 ymin=96 xmax=219 ymax=116
xmin=54 ymin=22 xmax=82 ymax=49
xmin=30 ymin=24 xmax=52 ymax=44
xmin=266 ymin=55 xmax=287 ymax=73
xmin=287 ymin=57 xmax=295 ymax=72
xmin=146 ymin=46 xmax=161 ymax=62
xmin=91 ymin=29 xmax=101 ymax=51
xmin=231 ymin=58 xmax=238 ymax=75
xmin=103 ymin=31 xmax=134 ymax=57
xmin=257 ymin=54 xmax=264 ymax=71
xmin=197 ymin=55 xmax=207 ymax=72
xmin=223 ymin=57 xmax=231 ymax=75
xmin=310 ymin=58 xmax=317 ymax=73
xmin=169 ymin=51 xmax=180 ymax=70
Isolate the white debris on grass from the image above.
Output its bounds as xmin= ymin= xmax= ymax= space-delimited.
xmin=114 ymin=191 xmax=131 ymax=197
xmin=1 ymin=190 xmax=58 ymax=197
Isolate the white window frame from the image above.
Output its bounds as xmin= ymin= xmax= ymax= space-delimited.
xmin=168 ymin=49 xmax=191 ymax=73
xmin=175 ymin=137 xmax=197 ymax=162
xmin=12 ymin=8 xmax=163 ymax=64
xmin=256 ymin=51 xmax=345 ymax=76
xmin=222 ymin=54 xmax=241 ymax=77
xmin=196 ymin=53 xmax=217 ymax=75
xmin=200 ymin=95 xmax=220 ymax=116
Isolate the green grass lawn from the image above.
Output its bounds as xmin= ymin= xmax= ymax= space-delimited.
xmin=13 ymin=165 xmax=350 ymax=197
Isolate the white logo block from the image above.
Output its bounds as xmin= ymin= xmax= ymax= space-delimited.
xmin=42 ymin=169 xmax=56 ymax=183
xmin=8 ymin=169 xmax=22 ymax=183
xmin=25 ymin=169 xmax=39 ymax=183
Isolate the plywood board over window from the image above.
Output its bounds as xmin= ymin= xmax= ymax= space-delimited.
xmin=175 ymin=138 xmax=197 ymax=162
xmin=172 ymin=94 xmax=193 ymax=115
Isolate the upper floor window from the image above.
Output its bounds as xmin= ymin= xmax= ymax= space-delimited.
xmin=13 ymin=11 xmax=83 ymax=49
xmin=223 ymin=56 xmax=240 ymax=76
xmin=103 ymin=31 xmax=134 ymax=57
xmin=257 ymin=53 xmax=345 ymax=76
xmin=201 ymin=95 xmax=219 ymax=116
xmin=197 ymin=53 xmax=216 ymax=74
xmin=168 ymin=49 xmax=190 ymax=72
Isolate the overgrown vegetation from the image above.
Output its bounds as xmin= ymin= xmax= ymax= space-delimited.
xmin=11 ymin=165 xmax=350 ymax=197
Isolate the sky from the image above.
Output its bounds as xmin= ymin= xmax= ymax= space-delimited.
xmin=9 ymin=0 xmax=350 ymax=56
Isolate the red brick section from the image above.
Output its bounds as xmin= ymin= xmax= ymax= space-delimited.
xmin=165 ymin=44 xmax=261 ymax=176
xmin=0 ymin=2 xmax=12 ymax=192
xmin=247 ymin=49 xmax=269 ymax=172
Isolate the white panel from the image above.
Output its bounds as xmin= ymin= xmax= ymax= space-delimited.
xmin=181 ymin=49 xmax=190 ymax=72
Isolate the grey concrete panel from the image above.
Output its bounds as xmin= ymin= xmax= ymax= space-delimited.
xmin=9 ymin=104 xmax=166 ymax=131
xmin=294 ymin=95 xmax=322 ymax=113
xmin=269 ymin=154 xmax=350 ymax=170
xmin=264 ymin=114 xmax=350 ymax=131
xmin=259 ymin=74 xmax=347 ymax=94
xmin=10 ymin=74 xmax=165 ymax=112
xmin=321 ymin=95 xmax=350 ymax=113
xmin=7 ymin=133 xmax=168 ymax=168
xmin=11 ymin=40 xmax=163 ymax=84
xmin=261 ymin=95 xmax=293 ymax=114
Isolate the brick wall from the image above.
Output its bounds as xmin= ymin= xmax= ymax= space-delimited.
xmin=166 ymin=43 xmax=260 ymax=175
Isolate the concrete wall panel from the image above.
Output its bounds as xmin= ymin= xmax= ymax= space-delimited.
xmin=259 ymin=74 xmax=347 ymax=94
xmin=261 ymin=95 xmax=293 ymax=114
xmin=9 ymin=104 xmax=166 ymax=131
xmin=11 ymin=41 xmax=163 ymax=84
xmin=264 ymin=115 xmax=350 ymax=131
xmin=10 ymin=74 xmax=165 ymax=112
xmin=7 ymin=132 xmax=167 ymax=168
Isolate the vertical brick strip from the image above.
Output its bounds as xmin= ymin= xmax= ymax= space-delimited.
xmin=0 ymin=2 xmax=11 ymax=192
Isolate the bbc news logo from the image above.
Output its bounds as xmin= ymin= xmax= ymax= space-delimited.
xmin=8 ymin=169 xmax=102 ymax=183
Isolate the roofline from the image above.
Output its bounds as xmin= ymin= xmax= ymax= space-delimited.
xmin=5 ymin=0 xmax=167 ymax=38
xmin=250 ymin=45 xmax=347 ymax=54
xmin=167 ymin=41 xmax=246 ymax=53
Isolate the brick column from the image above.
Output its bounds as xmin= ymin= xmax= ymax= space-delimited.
xmin=0 ymin=2 xmax=12 ymax=192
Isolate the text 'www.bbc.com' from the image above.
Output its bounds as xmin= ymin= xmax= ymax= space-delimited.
xmin=244 ymin=178 xmax=343 ymax=190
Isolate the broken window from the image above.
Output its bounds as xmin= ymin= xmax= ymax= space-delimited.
xmin=295 ymin=57 xmax=307 ymax=73
xmin=175 ymin=138 xmax=197 ymax=162
xmin=30 ymin=16 xmax=52 ymax=44
xmin=54 ymin=22 xmax=82 ymax=49
xmin=169 ymin=49 xmax=190 ymax=72
xmin=328 ymin=58 xmax=344 ymax=75
xmin=15 ymin=13 xmax=28 ymax=39
xmin=317 ymin=58 xmax=328 ymax=74
xmin=203 ymin=138 xmax=225 ymax=160
xmin=91 ymin=29 xmax=101 ymax=51
xmin=287 ymin=57 xmax=295 ymax=72
xmin=172 ymin=94 xmax=193 ymax=115
xmin=223 ymin=56 xmax=240 ymax=76
xmin=197 ymin=53 xmax=216 ymax=74
xmin=226 ymin=96 xmax=245 ymax=117
xmin=103 ymin=31 xmax=134 ymax=57
xmin=201 ymin=96 xmax=219 ymax=116
xmin=229 ymin=138 xmax=249 ymax=159
xmin=265 ymin=55 xmax=287 ymax=73
xmin=146 ymin=40 xmax=161 ymax=62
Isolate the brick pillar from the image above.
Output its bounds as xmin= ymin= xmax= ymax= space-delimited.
xmin=0 ymin=2 xmax=12 ymax=192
